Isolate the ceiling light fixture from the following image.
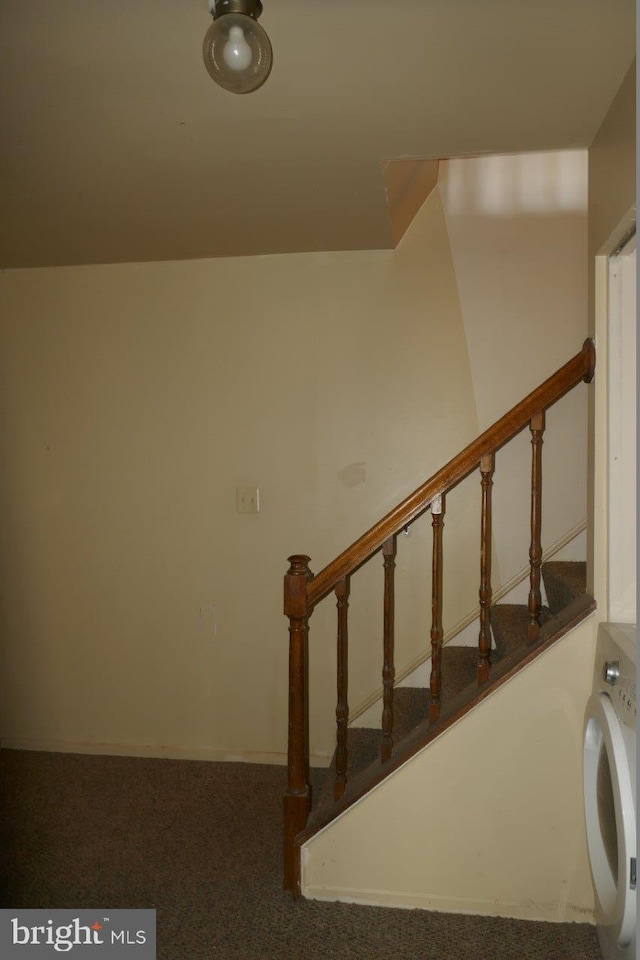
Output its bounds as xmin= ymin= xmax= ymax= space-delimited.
xmin=203 ymin=0 xmax=273 ymax=95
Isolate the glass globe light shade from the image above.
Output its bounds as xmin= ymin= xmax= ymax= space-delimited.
xmin=203 ymin=11 xmax=272 ymax=94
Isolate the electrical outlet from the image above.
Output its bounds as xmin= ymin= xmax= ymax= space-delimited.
xmin=236 ymin=486 xmax=260 ymax=514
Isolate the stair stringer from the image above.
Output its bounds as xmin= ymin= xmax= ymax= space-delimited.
xmin=301 ymin=613 xmax=598 ymax=923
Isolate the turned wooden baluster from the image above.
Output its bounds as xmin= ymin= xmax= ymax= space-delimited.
xmin=528 ymin=411 xmax=545 ymax=644
xmin=381 ymin=536 xmax=397 ymax=762
xmin=429 ymin=494 xmax=445 ymax=724
xmin=334 ymin=576 xmax=350 ymax=799
xmin=478 ymin=454 xmax=495 ymax=684
xmin=283 ymin=554 xmax=313 ymax=894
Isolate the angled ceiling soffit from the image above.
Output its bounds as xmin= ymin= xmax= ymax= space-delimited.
xmin=380 ymin=159 xmax=440 ymax=249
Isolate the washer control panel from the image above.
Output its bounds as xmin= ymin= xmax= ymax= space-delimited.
xmin=595 ymin=622 xmax=636 ymax=730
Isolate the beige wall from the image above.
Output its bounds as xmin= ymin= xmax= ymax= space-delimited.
xmin=354 ymin=153 xmax=590 ymax=725
xmin=587 ymin=58 xmax=636 ymax=602
xmin=588 ymin=60 xmax=636 ymax=281
xmin=0 ymin=189 xmax=481 ymax=763
xmin=0 ymin=145 xmax=597 ymax=771
xmin=304 ymin=615 xmax=597 ymax=921
xmin=302 ymin=66 xmax=636 ymax=924
xmin=439 ymin=151 xmax=589 ymax=585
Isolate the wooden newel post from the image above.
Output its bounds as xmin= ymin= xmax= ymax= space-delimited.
xmin=283 ymin=554 xmax=313 ymax=896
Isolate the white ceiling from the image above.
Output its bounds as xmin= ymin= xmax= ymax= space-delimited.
xmin=0 ymin=0 xmax=635 ymax=268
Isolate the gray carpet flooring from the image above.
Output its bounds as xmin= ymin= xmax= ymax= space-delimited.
xmin=0 ymin=750 xmax=602 ymax=959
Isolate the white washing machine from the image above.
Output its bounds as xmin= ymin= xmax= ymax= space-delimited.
xmin=584 ymin=622 xmax=636 ymax=959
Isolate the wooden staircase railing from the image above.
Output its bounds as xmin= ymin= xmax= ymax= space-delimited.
xmin=283 ymin=339 xmax=595 ymax=895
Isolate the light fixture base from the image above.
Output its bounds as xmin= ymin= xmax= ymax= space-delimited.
xmin=211 ymin=0 xmax=263 ymax=21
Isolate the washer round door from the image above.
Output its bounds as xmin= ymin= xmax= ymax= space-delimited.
xmin=583 ymin=692 xmax=636 ymax=951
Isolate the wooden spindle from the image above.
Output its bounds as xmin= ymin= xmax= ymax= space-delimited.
xmin=334 ymin=576 xmax=350 ymax=799
xmin=283 ymin=554 xmax=313 ymax=895
xmin=429 ymin=494 xmax=445 ymax=724
xmin=527 ymin=411 xmax=545 ymax=644
xmin=478 ymin=454 xmax=495 ymax=684
xmin=381 ymin=536 xmax=397 ymax=762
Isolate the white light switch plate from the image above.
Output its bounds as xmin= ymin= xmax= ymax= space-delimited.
xmin=236 ymin=487 xmax=260 ymax=514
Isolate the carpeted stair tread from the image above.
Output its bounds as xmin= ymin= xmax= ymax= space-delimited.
xmin=311 ymin=689 xmax=433 ymax=820
xmin=441 ymin=645 xmax=478 ymax=698
xmin=395 ymin=647 xmax=477 ymax=726
xmin=542 ymin=560 xmax=586 ymax=615
xmin=345 ymin=726 xmax=381 ymax=772
xmin=313 ymin=648 xmax=478 ymax=819
xmin=374 ymin=648 xmax=477 ymax=746
xmin=393 ymin=686 xmax=430 ymax=737
xmin=310 ymin=728 xmax=380 ymax=823
xmin=490 ymin=604 xmax=553 ymax=658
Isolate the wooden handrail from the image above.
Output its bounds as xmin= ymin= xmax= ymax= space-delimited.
xmin=307 ymin=339 xmax=595 ymax=607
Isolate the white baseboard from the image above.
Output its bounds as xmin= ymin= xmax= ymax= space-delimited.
xmin=0 ymin=736 xmax=331 ymax=768
xmin=302 ymin=883 xmax=595 ymax=924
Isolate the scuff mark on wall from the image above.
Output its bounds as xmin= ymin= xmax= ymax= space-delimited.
xmin=338 ymin=462 xmax=366 ymax=488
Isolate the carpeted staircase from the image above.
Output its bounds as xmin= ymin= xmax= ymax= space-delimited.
xmin=306 ymin=560 xmax=593 ymax=832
